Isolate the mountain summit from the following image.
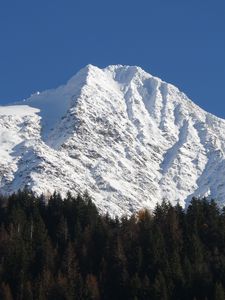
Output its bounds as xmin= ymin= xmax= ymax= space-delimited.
xmin=1 ymin=65 xmax=225 ymax=216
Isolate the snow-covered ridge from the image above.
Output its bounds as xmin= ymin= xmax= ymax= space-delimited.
xmin=1 ymin=64 xmax=225 ymax=217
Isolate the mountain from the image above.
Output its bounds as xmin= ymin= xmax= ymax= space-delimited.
xmin=1 ymin=64 xmax=225 ymax=216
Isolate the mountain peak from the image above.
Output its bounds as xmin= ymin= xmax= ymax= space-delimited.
xmin=71 ymin=64 xmax=156 ymax=86
xmin=1 ymin=65 xmax=225 ymax=216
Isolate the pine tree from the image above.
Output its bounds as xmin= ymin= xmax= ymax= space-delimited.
xmin=61 ymin=242 xmax=82 ymax=299
xmin=23 ymin=281 xmax=33 ymax=300
xmin=214 ymin=282 xmax=225 ymax=300
xmin=85 ymin=274 xmax=100 ymax=300
xmin=0 ymin=283 xmax=13 ymax=300
xmin=129 ymin=273 xmax=141 ymax=299
xmin=153 ymin=270 xmax=168 ymax=300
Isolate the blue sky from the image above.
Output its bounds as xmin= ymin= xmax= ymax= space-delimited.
xmin=0 ymin=0 xmax=224 ymax=117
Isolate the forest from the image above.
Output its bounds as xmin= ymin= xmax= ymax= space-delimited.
xmin=0 ymin=190 xmax=225 ymax=299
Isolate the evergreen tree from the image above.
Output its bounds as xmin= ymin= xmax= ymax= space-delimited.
xmin=85 ymin=274 xmax=100 ymax=300
xmin=214 ymin=282 xmax=225 ymax=300
xmin=153 ymin=270 xmax=168 ymax=300
xmin=0 ymin=283 xmax=13 ymax=300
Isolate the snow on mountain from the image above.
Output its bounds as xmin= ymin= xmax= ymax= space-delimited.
xmin=1 ymin=64 xmax=225 ymax=216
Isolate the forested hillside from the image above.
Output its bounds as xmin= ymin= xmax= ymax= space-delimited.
xmin=0 ymin=191 xmax=225 ymax=299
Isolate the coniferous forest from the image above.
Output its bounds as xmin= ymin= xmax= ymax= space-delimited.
xmin=1 ymin=191 xmax=225 ymax=299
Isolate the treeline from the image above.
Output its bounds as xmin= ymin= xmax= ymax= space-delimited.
xmin=1 ymin=191 xmax=225 ymax=299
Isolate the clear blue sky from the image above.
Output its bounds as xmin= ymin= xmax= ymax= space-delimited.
xmin=0 ymin=0 xmax=224 ymax=117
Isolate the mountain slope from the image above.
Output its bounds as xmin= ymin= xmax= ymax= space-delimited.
xmin=1 ymin=65 xmax=225 ymax=216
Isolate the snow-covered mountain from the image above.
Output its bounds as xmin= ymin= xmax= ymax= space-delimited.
xmin=1 ymin=64 xmax=225 ymax=216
